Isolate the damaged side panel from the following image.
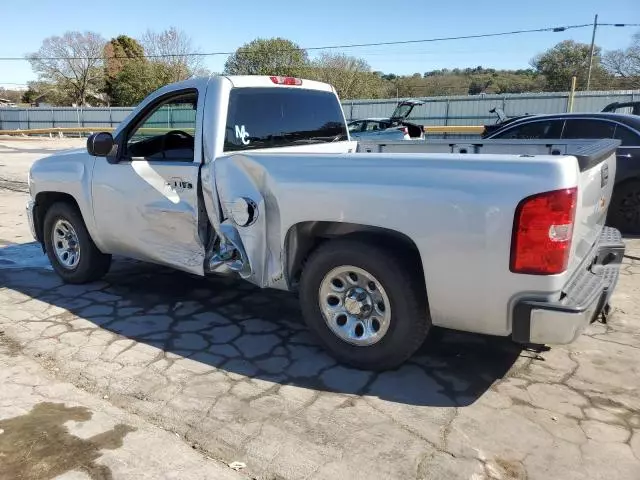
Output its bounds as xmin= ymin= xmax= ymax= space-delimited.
xmin=205 ymin=154 xmax=288 ymax=290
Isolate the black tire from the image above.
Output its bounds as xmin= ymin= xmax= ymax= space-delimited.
xmin=608 ymin=180 xmax=640 ymax=235
xmin=299 ymin=238 xmax=430 ymax=371
xmin=43 ymin=202 xmax=111 ymax=283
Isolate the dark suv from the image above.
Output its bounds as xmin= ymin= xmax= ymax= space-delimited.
xmin=487 ymin=112 xmax=640 ymax=234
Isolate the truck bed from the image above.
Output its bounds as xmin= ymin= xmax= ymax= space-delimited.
xmin=356 ymin=138 xmax=618 ymax=164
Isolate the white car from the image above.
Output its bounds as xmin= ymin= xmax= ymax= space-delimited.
xmin=347 ymin=99 xmax=425 ymax=140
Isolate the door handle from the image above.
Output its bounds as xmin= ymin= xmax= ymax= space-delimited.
xmin=616 ymin=153 xmax=633 ymax=159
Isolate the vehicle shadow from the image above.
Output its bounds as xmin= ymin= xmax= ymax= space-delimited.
xmin=1 ymin=242 xmax=523 ymax=407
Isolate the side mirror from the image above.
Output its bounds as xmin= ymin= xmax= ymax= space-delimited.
xmin=87 ymin=132 xmax=115 ymax=157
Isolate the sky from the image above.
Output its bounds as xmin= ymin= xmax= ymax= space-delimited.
xmin=0 ymin=0 xmax=638 ymax=88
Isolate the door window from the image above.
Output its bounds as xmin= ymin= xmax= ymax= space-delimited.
xmin=126 ymin=91 xmax=197 ymax=161
xmin=495 ymin=120 xmax=563 ymax=139
xmin=613 ymin=125 xmax=640 ymax=146
xmin=348 ymin=121 xmax=364 ymax=133
xmin=562 ymin=119 xmax=615 ymax=140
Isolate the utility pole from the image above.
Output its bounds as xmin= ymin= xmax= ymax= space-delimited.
xmin=586 ymin=14 xmax=598 ymax=91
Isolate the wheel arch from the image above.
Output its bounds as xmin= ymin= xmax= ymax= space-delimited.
xmin=284 ymin=221 xmax=427 ymax=294
xmin=33 ymin=192 xmax=82 ymax=249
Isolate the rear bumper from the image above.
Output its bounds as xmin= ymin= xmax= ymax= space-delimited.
xmin=512 ymin=226 xmax=625 ymax=345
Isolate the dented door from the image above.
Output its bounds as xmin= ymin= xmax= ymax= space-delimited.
xmin=92 ymin=159 xmax=204 ymax=274
xmin=91 ymin=86 xmax=206 ymax=275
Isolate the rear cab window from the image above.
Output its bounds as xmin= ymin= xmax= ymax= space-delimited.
xmin=224 ymin=87 xmax=348 ymax=151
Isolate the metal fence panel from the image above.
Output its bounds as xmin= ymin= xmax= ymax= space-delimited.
xmin=342 ymin=90 xmax=640 ymax=124
xmin=572 ymin=91 xmax=638 ymax=112
xmin=1 ymin=90 xmax=638 ymax=131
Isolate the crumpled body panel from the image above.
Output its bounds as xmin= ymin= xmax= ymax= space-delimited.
xmin=209 ymin=155 xmax=287 ymax=289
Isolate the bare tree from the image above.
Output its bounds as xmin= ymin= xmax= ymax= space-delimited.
xmin=603 ymin=32 xmax=640 ymax=88
xmin=140 ymin=27 xmax=204 ymax=82
xmin=0 ymin=88 xmax=22 ymax=103
xmin=27 ymin=31 xmax=106 ymax=106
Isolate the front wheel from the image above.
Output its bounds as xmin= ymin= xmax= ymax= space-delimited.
xmin=43 ymin=202 xmax=111 ymax=284
xmin=299 ymin=239 xmax=430 ymax=370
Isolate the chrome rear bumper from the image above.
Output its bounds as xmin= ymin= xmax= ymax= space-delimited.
xmin=512 ymin=227 xmax=625 ymax=345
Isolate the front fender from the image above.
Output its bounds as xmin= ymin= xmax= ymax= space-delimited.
xmin=30 ymin=152 xmax=103 ymax=251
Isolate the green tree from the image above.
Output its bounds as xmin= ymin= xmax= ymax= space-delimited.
xmin=531 ymin=40 xmax=609 ymax=91
xmin=108 ymin=61 xmax=170 ymax=106
xmin=104 ymin=36 xmax=144 ymax=77
xmin=491 ymin=72 xmax=546 ymax=93
xmin=20 ymin=81 xmax=73 ymax=105
xmin=224 ymin=38 xmax=308 ymax=76
xmin=305 ymin=53 xmax=386 ymax=99
xmin=104 ymin=35 xmax=147 ymax=105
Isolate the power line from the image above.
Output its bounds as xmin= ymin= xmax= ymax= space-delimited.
xmin=1 ymin=22 xmax=638 ymax=61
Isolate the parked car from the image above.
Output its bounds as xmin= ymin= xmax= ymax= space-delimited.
xmin=482 ymin=107 xmax=531 ymax=137
xmin=602 ymin=101 xmax=640 ymax=115
xmin=348 ymin=118 xmax=410 ymax=140
xmin=485 ymin=112 xmax=640 ymax=234
xmin=26 ymin=75 xmax=624 ymax=370
xmin=348 ymin=99 xmax=425 ymax=140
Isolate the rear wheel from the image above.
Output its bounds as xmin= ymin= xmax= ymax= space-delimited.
xmin=43 ymin=202 xmax=111 ymax=283
xmin=608 ymin=180 xmax=640 ymax=235
xmin=299 ymin=239 xmax=430 ymax=370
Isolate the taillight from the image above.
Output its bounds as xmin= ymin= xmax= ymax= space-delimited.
xmin=270 ymin=76 xmax=303 ymax=86
xmin=510 ymin=187 xmax=577 ymax=275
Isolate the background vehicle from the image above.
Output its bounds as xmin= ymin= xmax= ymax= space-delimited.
xmin=602 ymin=101 xmax=640 ymax=115
xmin=482 ymin=107 xmax=531 ymax=137
xmin=26 ymin=76 xmax=624 ymax=370
xmin=347 ymin=99 xmax=425 ymax=140
xmin=348 ymin=118 xmax=410 ymax=140
xmin=486 ymin=112 xmax=640 ymax=234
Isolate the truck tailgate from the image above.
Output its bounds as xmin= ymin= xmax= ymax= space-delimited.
xmin=568 ymin=141 xmax=618 ymax=273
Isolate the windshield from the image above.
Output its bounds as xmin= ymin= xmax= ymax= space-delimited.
xmin=224 ymin=87 xmax=348 ymax=151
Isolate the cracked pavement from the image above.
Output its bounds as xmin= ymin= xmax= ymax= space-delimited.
xmin=1 ymin=138 xmax=639 ymax=480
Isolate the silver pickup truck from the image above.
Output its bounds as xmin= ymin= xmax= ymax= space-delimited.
xmin=26 ymin=75 xmax=625 ymax=370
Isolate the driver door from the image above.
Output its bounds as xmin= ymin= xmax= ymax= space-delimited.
xmin=91 ymin=89 xmax=205 ymax=275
